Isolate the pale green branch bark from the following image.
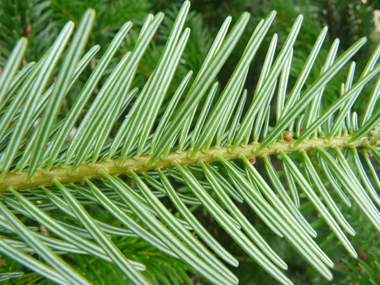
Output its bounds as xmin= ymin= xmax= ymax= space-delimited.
xmin=1 ymin=134 xmax=368 ymax=191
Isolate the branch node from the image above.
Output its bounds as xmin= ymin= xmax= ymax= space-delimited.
xmin=284 ymin=131 xmax=293 ymax=141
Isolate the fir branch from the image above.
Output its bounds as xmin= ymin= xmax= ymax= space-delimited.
xmin=2 ymin=1 xmax=380 ymax=284
xmin=0 ymin=134 xmax=369 ymax=192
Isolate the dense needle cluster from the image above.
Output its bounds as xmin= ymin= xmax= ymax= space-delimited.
xmin=1 ymin=1 xmax=380 ymax=284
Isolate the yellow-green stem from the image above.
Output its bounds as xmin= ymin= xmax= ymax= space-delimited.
xmin=0 ymin=134 xmax=368 ymax=192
